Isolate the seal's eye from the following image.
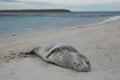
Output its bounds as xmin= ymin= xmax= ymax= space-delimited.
xmin=84 ymin=58 xmax=89 ymax=65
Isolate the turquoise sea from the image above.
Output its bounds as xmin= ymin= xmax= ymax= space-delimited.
xmin=0 ymin=12 xmax=120 ymax=37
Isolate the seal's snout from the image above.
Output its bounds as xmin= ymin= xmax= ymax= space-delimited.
xmin=79 ymin=59 xmax=90 ymax=72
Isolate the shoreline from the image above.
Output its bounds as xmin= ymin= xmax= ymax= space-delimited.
xmin=0 ymin=17 xmax=120 ymax=53
xmin=0 ymin=18 xmax=120 ymax=80
xmin=0 ymin=15 xmax=120 ymax=39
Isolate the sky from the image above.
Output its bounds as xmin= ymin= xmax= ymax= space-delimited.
xmin=0 ymin=0 xmax=120 ymax=11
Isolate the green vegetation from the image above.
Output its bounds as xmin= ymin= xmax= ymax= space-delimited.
xmin=0 ymin=9 xmax=71 ymax=12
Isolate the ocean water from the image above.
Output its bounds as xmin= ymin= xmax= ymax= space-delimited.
xmin=0 ymin=12 xmax=120 ymax=38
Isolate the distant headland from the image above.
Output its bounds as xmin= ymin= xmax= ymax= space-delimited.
xmin=0 ymin=9 xmax=71 ymax=12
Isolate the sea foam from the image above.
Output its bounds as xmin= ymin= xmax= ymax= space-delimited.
xmin=103 ymin=16 xmax=120 ymax=23
xmin=86 ymin=16 xmax=120 ymax=26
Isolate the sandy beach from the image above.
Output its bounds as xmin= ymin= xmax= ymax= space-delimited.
xmin=0 ymin=19 xmax=120 ymax=80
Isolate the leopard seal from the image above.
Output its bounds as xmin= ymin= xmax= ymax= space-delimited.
xmin=31 ymin=43 xmax=91 ymax=72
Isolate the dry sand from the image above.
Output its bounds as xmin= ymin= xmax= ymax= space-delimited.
xmin=0 ymin=19 xmax=120 ymax=80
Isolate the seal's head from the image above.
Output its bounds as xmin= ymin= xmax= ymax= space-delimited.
xmin=74 ymin=54 xmax=91 ymax=72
